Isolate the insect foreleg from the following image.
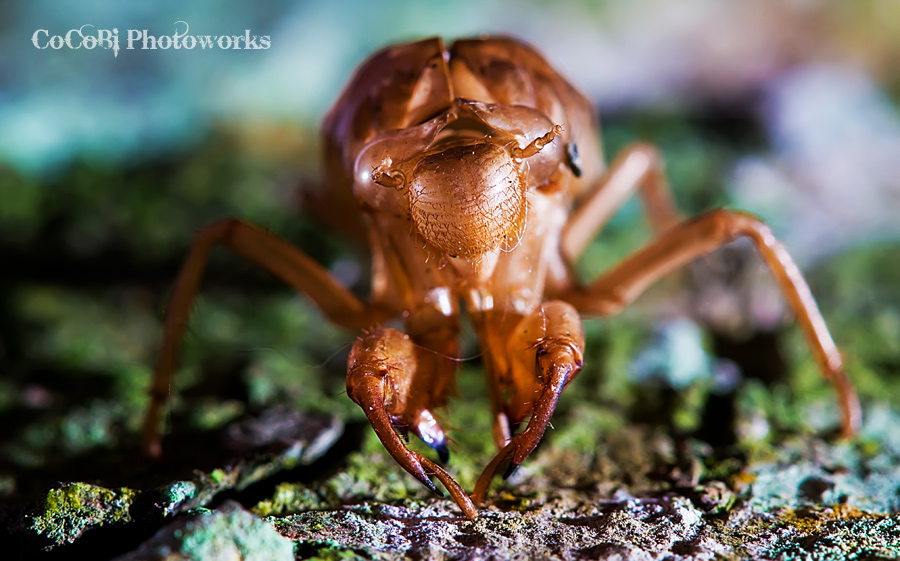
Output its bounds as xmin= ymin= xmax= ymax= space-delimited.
xmin=346 ymin=327 xmax=476 ymax=519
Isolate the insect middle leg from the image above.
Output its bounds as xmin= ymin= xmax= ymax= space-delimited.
xmin=561 ymin=142 xmax=682 ymax=263
xmin=564 ymin=209 xmax=861 ymax=436
xmin=143 ymin=218 xmax=390 ymax=459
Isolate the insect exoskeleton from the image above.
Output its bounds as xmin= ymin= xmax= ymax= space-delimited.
xmin=144 ymin=35 xmax=860 ymax=522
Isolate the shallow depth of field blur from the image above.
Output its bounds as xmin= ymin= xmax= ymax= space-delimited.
xmin=2 ymin=0 xmax=900 ymax=555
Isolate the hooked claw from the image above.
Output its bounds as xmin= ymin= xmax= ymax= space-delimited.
xmin=417 ymin=453 xmax=477 ymax=519
xmin=355 ymin=386 xmax=477 ymax=518
xmin=346 ymin=328 xmax=476 ymax=518
xmin=351 ymin=376 xmax=443 ymax=497
xmin=503 ymin=458 xmax=520 ymax=480
xmin=473 ymin=440 xmax=515 ymax=504
xmin=474 ymin=342 xmax=583 ymax=505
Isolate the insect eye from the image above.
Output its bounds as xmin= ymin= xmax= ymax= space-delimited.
xmin=565 ymin=142 xmax=582 ymax=178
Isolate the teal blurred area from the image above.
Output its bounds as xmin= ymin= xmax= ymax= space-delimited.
xmin=4 ymin=0 xmax=899 ymax=179
xmin=2 ymin=0 xmax=600 ymax=175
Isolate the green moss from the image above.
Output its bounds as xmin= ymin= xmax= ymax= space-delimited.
xmin=187 ymin=398 xmax=245 ymax=430
xmin=3 ymin=398 xmax=142 ymax=467
xmin=28 ymin=482 xmax=136 ymax=546
xmin=304 ymin=545 xmax=368 ymax=561
xmin=209 ymin=468 xmax=226 ymax=484
xmin=549 ymin=403 xmax=627 ymax=455
xmin=765 ymin=506 xmax=900 ymax=559
xmin=177 ymin=506 xmax=292 ymax=561
xmin=0 ymin=170 xmax=43 ymax=244
xmin=324 ymin=451 xmax=421 ymax=503
xmin=120 ymin=501 xmax=293 ymax=561
xmin=253 ymin=482 xmax=330 ymax=517
xmin=158 ymin=481 xmax=198 ymax=514
xmin=17 ymin=286 xmax=159 ymax=383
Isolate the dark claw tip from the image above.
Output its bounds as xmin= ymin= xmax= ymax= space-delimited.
xmin=435 ymin=443 xmax=450 ymax=465
xmin=503 ymin=461 xmax=520 ymax=480
xmin=418 ymin=473 xmax=443 ymax=497
xmin=425 ymin=480 xmax=444 ymax=498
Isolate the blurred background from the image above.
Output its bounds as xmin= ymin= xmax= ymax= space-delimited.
xmin=2 ymin=0 xmax=900 ymax=515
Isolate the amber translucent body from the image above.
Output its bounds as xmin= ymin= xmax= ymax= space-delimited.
xmin=143 ymin=37 xmax=860 ymax=519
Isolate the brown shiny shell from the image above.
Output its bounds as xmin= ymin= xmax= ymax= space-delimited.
xmin=321 ymin=37 xmax=603 ymax=205
xmin=409 ymin=143 xmax=525 ymax=257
